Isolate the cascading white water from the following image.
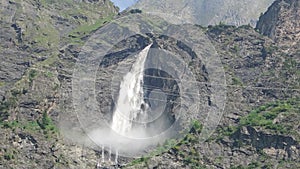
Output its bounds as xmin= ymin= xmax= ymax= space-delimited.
xmin=115 ymin=150 xmax=118 ymax=164
xmin=101 ymin=145 xmax=104 ymax=163
xmin=109 ymin=145 xmax=111 ymax=162
xmin=111 ymin=44 xmax=152 ymax=136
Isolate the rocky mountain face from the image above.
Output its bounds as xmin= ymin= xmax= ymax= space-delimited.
xmin=0 ymin=0 xmax=299 ymax=169
xmin=133 ymin=0 xmax=275 ymax=26
xmin=0 ymin=0 xmax=118 ymax=168
xmin=257 ymin=0 xmax=300 ymax=50
xmin=0 ymin=0 xmax=117 ymax=96
xmin=124 ymin=24 xmax=300 ymax=168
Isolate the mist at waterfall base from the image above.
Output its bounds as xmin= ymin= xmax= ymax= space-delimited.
xmin=88 ymin=44 xmax=178 ymax=157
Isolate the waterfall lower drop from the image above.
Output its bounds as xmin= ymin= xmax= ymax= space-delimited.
xmin=101 ymin=145 xmax=104 ymax=163
xmin=115 ymin=150 xmax=118 ymax=164
xmin=100 ymin=145 xmax=118 ymax=167
xmin=111 ymin=44 xmax=152 ymax=136
xmin=109 ymin=145 xmax=111 ymax=162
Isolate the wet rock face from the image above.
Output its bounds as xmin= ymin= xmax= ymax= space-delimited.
xmin=143 ymin=68 xmax=178 ymax=134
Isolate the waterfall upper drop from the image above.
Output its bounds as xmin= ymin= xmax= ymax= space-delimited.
xmin=111 ymin=44 xmax=152 ymax=136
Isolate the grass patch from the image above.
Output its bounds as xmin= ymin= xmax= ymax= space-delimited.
xmin=232 ymin=77 xmax=243 ymax=86
xmin=239 ymin=99 xmax=298 ymax=135
xmin=0 ymin=93 xmax=20 ymax=122
xmin=32 ymin=22 xmax=60 ymax=49
xmin=0 ymin=81 xmax=5 ymax=87
xmin=0 ymin=112 xmax=58 ymax=138
xmin=68 ymin=14 xmax=114 ymax=44
xmin=45 ymin=71 xmax=54 ymax=78
xmin=216 ymin=98 xmax=299 ymax=142
xmin=29 ymin=69 xmax=38 ymax=85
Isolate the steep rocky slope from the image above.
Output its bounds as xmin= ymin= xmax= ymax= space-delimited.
xmin=0 ymin=0 xmax=118 ymax=168
xmin=0 ymin=0 xmax=117 ymax=101
xmin=123 ymin=0 xmax=299 ymax=168
xmin=257 ymin=0 xmax=300 ymax=43
xmin=257 ymin=0 xmax=300 ymax=54
xmin=133 ymin=0 xmax=275 ymax=26
xmin=124 ymin=25 xmax=300 ymax=168
xmin=0 ymin=0 xmax=299 ymax=168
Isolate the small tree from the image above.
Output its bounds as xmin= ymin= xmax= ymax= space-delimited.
xmin=39 ymin=111 xmax=51 ymax=129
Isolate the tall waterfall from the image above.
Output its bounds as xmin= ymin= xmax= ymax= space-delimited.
xmin=111 ymin=44 xmax=152 ymax=136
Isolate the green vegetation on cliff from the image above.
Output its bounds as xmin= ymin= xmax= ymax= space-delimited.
xmin=218 ymin=98 xmax=300 ymax=141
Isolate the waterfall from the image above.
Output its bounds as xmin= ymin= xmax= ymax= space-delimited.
xmin=109 ymin=145 xmax=111 ymax=162
xmin=99 ymin=146 xmax=118 ymax=166
xmin=111 ymin=44 xmax=152 ymax=136
xmin=115 ymin=150 xmax=118 ymax=165
xmin=101 ymin=145 xmax=104 ymax=163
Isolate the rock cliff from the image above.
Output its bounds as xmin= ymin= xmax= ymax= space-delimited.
xmin=257 ymin=0 xmax=300 ymax=48
xmin=133 ymin=0 xmax=275 ymax=26
xmin=0 ymin=0 xmax=299 ymax=168
xmin=0 ymin=0 xmax=118 ymax=168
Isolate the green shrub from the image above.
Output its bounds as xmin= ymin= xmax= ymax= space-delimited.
xmin=28 ymin=69 xmax=38 ymax=86
xmin=191 ymin=120 xmax=203 ymax=132
xmin=248 ymin=162 xmax=260 ymax=169
xmin=230 ymin=165 xmax=245 ymax=169
xmin=29 ymin=69 xmax=38 ymax=80
xmin=130 ymin=9 xmax=142 ymax=14
xmin=0 ymin=101 xmax=10 ymax=121
xmin=4 ymin=153 xmax=14 ymax=160
xmin=232 ymin=77 xmax=243 ymax=86
xmin=11 ymin=89 xmax=22 ymax=97
xmin=23 ymin=121 xmax=40 ymax=131
xmin=2 ymin=121 xmax=19 ymax=129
